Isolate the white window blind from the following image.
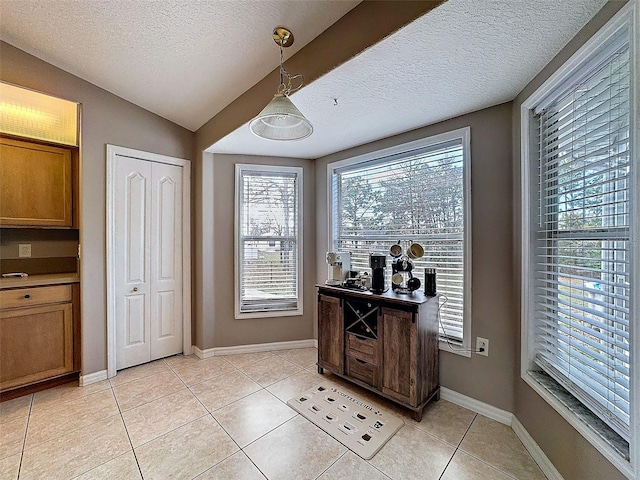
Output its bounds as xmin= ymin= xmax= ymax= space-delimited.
xmin=236 ymin=165 xmax=302 ymax=315
xmin=533 ymin=27 xmax=631 ymax=439
xmin=331 ymin=136 xmax=468 ymax=341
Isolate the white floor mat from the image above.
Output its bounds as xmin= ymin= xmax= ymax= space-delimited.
xmin=287 ymin=385 xmax=404 ymax=460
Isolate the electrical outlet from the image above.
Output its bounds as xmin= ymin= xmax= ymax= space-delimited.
xmin=18 ymin=244 xmax=32 ymax=258
xmin=476 ymin=337 xmax=489 ymax=356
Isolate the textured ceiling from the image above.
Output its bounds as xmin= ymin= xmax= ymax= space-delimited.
xmin=0 ymin=0 xmax=608 ymax=159
xmin=0 ymin=0 xmax=359 ymax=131
xmin=212 ymin=0 xmax=608 ymax=159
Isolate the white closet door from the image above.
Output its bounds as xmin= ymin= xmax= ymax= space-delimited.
xmin=114 ymin=156 xmax=183 ymax=370
xmin=114 ymin=157 xmax=152 ymax=370
xmin=150 ymin=162 xmax=183 ymax=361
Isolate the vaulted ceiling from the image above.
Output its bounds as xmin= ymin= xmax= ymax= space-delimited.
xmin=0 ymin=0 xmax=608 ymax=158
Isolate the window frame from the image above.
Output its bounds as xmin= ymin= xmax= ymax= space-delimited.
xmin=234 ymin=163 xmax=303 ymax=319
xmin=327 ymin=127 xmax=472 ymax=355
xmin=520 ymin=1 xmax=638 ymax=476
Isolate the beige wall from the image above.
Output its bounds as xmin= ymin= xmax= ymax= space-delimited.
xmin=0 ymin=42 xmax=194 ymax=375
xmin=511 ymin=2 xmax=628 ymax=479
xmin=315 ymin=102 xmax=516 ymax=412
xmin=195 ymin=153 xmax=316 ymax=349
xmin=0 ymin=229 xmax=78 ymax=259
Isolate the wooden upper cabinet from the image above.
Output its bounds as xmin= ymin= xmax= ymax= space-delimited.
xmin=0 ymin=137 xmax=73 ymax=227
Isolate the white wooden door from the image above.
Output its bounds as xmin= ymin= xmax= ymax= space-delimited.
xmin=114 ymin=156 xmax=183 ymax=370
xmin=150 ymin=162 xmax=183 ymax=362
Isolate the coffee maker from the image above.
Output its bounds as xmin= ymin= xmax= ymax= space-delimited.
xmin=325 ymin=252 xmax=351 ymax=286
xmin=369 ymin=254 xmax=387 ymax=293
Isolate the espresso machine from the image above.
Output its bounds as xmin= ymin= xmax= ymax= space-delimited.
xmin=325 ymin=252 xmax=351 ymax=286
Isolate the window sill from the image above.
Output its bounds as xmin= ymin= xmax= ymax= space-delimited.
xmin=235 ymin=307 xmax=303 ymax=320
xmin=524 ymin=370 xmax=633 ymax=478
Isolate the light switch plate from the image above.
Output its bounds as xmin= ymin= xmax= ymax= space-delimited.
xmin=19 ymin=244 xmax=32 ymax=258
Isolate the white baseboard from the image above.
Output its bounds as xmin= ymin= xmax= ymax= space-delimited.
xmin=193 ymin=339 xmax=316 ymax=359
xmin=440 ymin=387 xmax=564 ymax=480
xmin=512 ymin=416 xmax=564 ymax=480
xmin=79 ymin=370 xmax=108 ymax=386
xmin=440 ymin=386 xmax=513 ymax=425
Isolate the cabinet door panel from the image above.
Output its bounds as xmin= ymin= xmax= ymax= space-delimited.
xmin=0 ymin=138 xmax=72 ymax=227
xmin=0 ymin=303 xmax=73 ymax=390
xmin=318 ymin=295 xmax=343 ymax=373
xmin=382 ymin=308 xmax=416 ymax=405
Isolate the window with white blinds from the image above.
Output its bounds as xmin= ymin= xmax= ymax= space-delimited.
xmin=531 ymin=23 xmax=633 ymax=440
xmin=235 ymin=165 xmax=303 ymax=317
xmin=330 ymin=129 xmax=471 ymax=344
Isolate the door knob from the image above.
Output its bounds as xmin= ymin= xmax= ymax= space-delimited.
xmin=132 ymin=287 xmax=138 ymax=292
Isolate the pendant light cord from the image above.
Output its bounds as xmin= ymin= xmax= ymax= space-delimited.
xmin=277 ymin=41 xmax=304 ymax=96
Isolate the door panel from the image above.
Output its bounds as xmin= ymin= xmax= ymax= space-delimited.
xmin=115 ymin=157 xmax=151 ymax=370
xmin=125 ymin=294 xmax=146 ymax=345
xmin=317 ymin=295 xmax=344 ymax=373
xmin=382 ymin=308 xmax=416 ymax=405
xmin=125 ymin=172 xmax=147 ymax=284
xmin=150 ymin=163 xmax=182 ymax=360
xmin=157 ymin=291 xmax=176 ymax=338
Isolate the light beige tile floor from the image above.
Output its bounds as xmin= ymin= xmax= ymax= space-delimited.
xmin=0 ymin=348 xmax=548 ymax=480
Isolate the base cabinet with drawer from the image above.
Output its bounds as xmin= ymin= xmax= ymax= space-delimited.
xmin=317 ymin=285 xmax=440 ymax=420
xmin=0 ymin=282 xmax=80 ymax=393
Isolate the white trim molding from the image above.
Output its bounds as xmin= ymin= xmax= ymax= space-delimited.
xmin=79 ymin=370 xmax=108 ymax=386
xmin=512 ymin=417 xmax=564 ymax=480
xmin=193 ymin=339 xmax=317 ymax=359
xmin=106 ymin=145 xmax=192 ymax=379
xmin=440 ymin=386 xmax=513 ymax=425
xmin=441 ymin=387 xmax=563 ymax=480
xmin=234 ymin=164 xmax=304 ymax=319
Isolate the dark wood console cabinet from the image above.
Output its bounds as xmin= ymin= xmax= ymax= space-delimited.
xmin=317 ymin=285 xmax=440 ymax=421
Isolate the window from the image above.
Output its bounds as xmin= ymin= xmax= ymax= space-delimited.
xmin=329 ymin=128 xmax=471 ymax=352
xmin=235 ymin=164 xmax=303 ymax=318
xmin=521 ymin=2 xmax=637 ymax=473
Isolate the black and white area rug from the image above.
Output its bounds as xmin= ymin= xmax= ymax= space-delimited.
xmin=287 ymin=385 xmax=404 ymax=460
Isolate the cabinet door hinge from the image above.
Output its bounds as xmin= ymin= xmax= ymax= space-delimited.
xmin=77 ymin=244 xmax=81 ymax=260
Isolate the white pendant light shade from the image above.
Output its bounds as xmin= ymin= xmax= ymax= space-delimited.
xmin=249 ymin=93 xmax=313 ymax=141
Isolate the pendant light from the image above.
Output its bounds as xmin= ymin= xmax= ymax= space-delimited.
xmin=249 ymin=27 xmax=313 ymax=141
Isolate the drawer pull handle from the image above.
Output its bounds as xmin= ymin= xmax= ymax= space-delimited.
xmin=132 ymin=287 xmax=138 ymax=292
xmin=356 ymin=358 xmax=367 ymax=364
xmin=24 ymin=294 xmax=31 ymax=299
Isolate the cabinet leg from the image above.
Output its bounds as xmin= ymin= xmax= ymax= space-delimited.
xmin=435 ymin=388 xmax=441 ymax=401
xmin=317 ymin=365 xmax=324 ymax=374
xmin=411 ymin=408 xmax=424 ymax=422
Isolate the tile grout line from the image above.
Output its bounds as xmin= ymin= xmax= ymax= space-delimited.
xmin=312 ymin=450 xmax=349 ymax=480
xmin=15 ymin=393 xmax=34 ymax=480
xmin=435 ymin=412 xmax=477 ymax=480
xmin=106 ymin=377 xmax=146 ymax=480
xmin=447 ymin=413 xmax=524 ymax=480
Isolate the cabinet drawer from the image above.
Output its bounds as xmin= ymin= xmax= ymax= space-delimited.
xmin=0 ymin=285 xmax=72 ymax=309
xmin=346 ymin=355 xmax=379 ymax=388
xmin=346 ymin=333 xmax=379 ymax=364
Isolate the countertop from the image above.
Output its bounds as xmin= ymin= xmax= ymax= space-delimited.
xmin=317 ymin=284 xmax=438 ymax=307
xmin=0 ymin=273 xmax=79 ymax=289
